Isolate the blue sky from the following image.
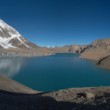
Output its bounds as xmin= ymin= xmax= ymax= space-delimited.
xmin=0 ymin=0 xmax=110 ymax=46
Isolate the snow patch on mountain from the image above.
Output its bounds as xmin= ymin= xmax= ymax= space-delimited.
xmin=0 ymin=19 xmax=29 ymax=49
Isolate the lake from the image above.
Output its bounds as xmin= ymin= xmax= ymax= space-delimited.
xmin=0 ymin=53 xmax=110 ymax=91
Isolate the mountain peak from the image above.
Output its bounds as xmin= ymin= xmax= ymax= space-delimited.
xmin=0 ymin=19 xmax=11 ymax=30
xmin=0 ymin=19 xmax=4 ymax=23
xmin=0 ymin=19 xmax=30 ymax=49
xmin=0 ymin=19 xmax=20 ymax=36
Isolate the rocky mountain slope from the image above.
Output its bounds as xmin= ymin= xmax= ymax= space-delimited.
xmin=0 ymin=19 xmax=39 ymax=49
xmin=49 ymin=45 xmax=87 ymax=54
xmin=0 ymin=19 xmax=53 ymax=56
xmin=81 ymin=38 xmax=110 ymax=60
xmin=97 ymin=55 xmax=110 ymax=69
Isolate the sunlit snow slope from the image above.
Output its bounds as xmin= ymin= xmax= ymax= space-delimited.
xmin=0 ymin=19 xmax=33 ymax=49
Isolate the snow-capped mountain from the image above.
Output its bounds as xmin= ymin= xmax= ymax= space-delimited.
xmin=0 ymin=19 xmax=37 ymax=49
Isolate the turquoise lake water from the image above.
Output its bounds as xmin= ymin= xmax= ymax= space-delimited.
xmin=0 ymin=53 xmax=110 ymax=91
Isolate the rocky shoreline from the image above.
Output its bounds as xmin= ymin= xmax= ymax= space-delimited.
xmin=0 ymin=76 xmax=110 ymax=110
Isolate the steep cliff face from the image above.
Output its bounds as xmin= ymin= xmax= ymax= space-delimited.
xmin=81 ymin=39 xmax=110 ymax=60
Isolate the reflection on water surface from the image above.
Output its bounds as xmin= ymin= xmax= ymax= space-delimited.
xmin=0 ymin=58 xmax=23 ymax=77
